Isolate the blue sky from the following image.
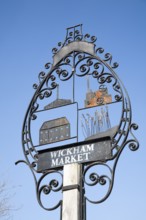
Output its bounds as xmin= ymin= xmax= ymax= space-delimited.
xmin=0 ymin=0 xmax=146 ymax=219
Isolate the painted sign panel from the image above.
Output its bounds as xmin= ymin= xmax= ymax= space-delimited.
xmin=37 ymin=136 xmax=112 ymax=171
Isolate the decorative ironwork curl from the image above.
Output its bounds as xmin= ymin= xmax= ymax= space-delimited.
xmin=30 ymin=102 xmax=39 ymax=115
xmin=84 ymin=33 xmax=97 ymax=43
xmin=46 ymin=73 xmax=57 ymax=89
xmin=57 ymin=54 xmax=73 ymax=68
xmin=83 ymin=162 xmax=113 ymax=204
xmin=88 ymin=173 xmax=107 ymax=186
xmin=128 ymin=123 xmax=139 ymax=151
xmin=52 ymin=47 xmax=59 ymax=55
xmin=63 ymin=56 xmax=72 ymax=65
xmin=96 ymin=47 xmax=119 ymax=69
xmin=75 ymin=56 xmax=105 ymax=77
xmin=74 ymin=31 xmax=83 ymax=41
xmin=33 ymin=71 xmax=47 ymax=90
xmin=33 ymin=83 xmax=38 ymax=90
xmin=56 ymin=67 xmax=73 ymax=81
xmin=128 ymin=140 xmax=139 ymax=151
xmin=104 ymin=53 xmax=112 ymax=64
xmin=112 ymin=62 xmax=119 ymax=69
xmin=96 ymin=47 xmax=104 ymax=54
xmin=78 ymin=63 xmax=90 ymax=76
xmin=75 ymin=52 xmax=85 ymax=62
xmin=45 ymin=62 xmax=53 ymax=70
xmin=38 ymin=71 xmax=46 ymax=82
xmin=37 ymin=88 xmax=53 ymax=100
xmin=65 ymin=33 xmax=74 ymax=45
xmin=37 ymin=171 xmax=63 ymax=211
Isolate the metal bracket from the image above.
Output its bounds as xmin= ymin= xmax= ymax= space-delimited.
xmin=62 ymin=184 xmax=80 ymax=192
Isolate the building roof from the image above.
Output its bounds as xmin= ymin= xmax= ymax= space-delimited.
xmin=40 ymin=117 xmax=69 ymax=130
xmin=44 ymin=99 xmax=72 ymax=110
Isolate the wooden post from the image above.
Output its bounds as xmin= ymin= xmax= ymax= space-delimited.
xmin=62 ymin=163 xmax=82 ymax=220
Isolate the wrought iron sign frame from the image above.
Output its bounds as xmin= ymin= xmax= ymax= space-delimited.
xmin=16 ymin=24 xmax=139 ymax=220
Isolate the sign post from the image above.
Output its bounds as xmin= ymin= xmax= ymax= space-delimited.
xmin=62 ymin=163 xmax=81 ymax=220
xmin=16 ymin=24 xmax=139 ymax=219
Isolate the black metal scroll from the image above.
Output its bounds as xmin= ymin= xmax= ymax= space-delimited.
xmin=16 ymin=24 xmax=139 ymax=219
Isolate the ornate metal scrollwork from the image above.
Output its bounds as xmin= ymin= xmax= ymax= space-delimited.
xmin=16 ymin=24 xmax=139 ymax=218
xmin=37 ymin=171 xmax=63 ymax=211
xmin=83 ymin=162 xmax=113 ymax=204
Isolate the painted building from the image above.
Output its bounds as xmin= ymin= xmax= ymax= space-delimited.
xmin=85 ymin=86 xmax=112 ymax=107
xmin=39 ymin=117 xmax=70 ymax=145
